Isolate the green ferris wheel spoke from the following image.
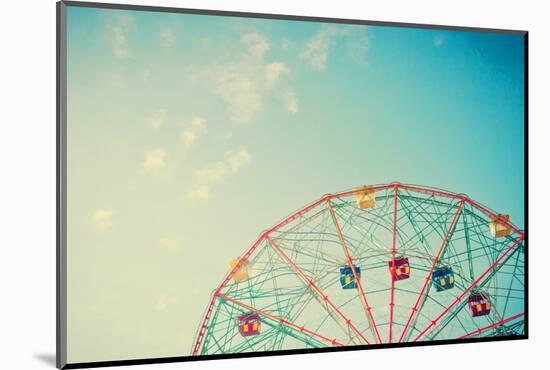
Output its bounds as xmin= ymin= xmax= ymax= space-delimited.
xmin=193 ymin=184 xmax=525 ymax=355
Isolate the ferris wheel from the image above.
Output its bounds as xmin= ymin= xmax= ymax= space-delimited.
xmin=191 ymin=183 xmax=525 ymax=355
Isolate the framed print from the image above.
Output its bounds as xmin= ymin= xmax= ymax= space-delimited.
xmin=57 ymin=1 xmax=528 ymax=368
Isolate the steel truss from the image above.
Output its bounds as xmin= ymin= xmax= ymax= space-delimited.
xmin=192 ymin=183 xmax=525 ymax=355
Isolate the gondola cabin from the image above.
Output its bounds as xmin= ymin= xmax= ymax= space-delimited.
xmin=237 ymin=313 xmax=261 ymax=337
xmin=488 ymin=214 xmax=512 ymax=238
xmin=340 ymin=265 xmax=361 ymax=289
xmin=468 ymin=294 xmax=491 ymax=317
xmin=229 ymin=259 xmax=250 ymax=282
xmin=388 ymin=256 xmax=410 ymax=281
xmin=432 ymin=266 xmax=455 ymax=291
xmin=355 ymin=188 xmax=376 ymax=209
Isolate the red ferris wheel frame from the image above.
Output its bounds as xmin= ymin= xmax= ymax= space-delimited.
xmin=191 ymin=183 xmax=525 ymax=356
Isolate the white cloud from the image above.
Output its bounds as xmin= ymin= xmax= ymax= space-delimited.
xmin=196 ymin=161 xmax=228 ymax=186
xmin=240 ymin=33 xmax=271 ymax=60
xmin=160 ymin=27 xmax=176 ymax=48
xmin=106 ymin=15 xmax=136 ymax=58
xmin=155 ymin=294 xmax=181 ymax=313
xmin=111 ymin=28 xmax=130 ymax=57
xmin=282 ymin=39 xmax=291 ymax=50
xmin=147 ymin=109 xmax=167 ymax=131
xmin=180 ymin=116 xmax=207 ymax=148
xmin=187 ymin=147 xmax=251 ymax=201
xmin=301 ymin=27 xmax=370 ymax=71
xmin=143 ymin=148 xmax=166 ymax=171
xmin=283 ymin=90 xmax=299 ymax=114
xmin=159 ymin=234 xmax=182 ymax=252
xmin=192 ymin=32 xmax=297 ymax=126
xmin=226 ymin=147 xmax=252 ymax=172
xmin=92 ymin=209 xmax=113 ymax=232
xmin=209 ymin=65 xmax=263 ymax=126
xmin=187 ymin=184 xmax=210 ymax=201
xmin=266 ymin=62 xmax=289 ymax=87
xmin=347 ymin=35 xmax=370 ymax=65
xmin=300 ymin=28 xmax=347 ymax=71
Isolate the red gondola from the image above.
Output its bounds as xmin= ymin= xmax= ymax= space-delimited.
xmin=468 ymin=294 xmax=491 ymax=317
xmin=388 ymin=256 xmax=410 ymax=281
xmin=237 ymin=313 xmax=261 ymax=336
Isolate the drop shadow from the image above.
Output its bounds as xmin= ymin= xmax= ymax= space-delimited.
xmin=34 ymin=353 xmax=56 ymax=367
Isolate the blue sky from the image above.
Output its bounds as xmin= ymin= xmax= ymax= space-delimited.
xmin=66 ymin=5 xmax=525 ymax=362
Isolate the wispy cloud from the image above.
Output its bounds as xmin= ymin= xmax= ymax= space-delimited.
xmin=187 ymin=147 xmax=251 ymax=201
xmin=143 ymin=148 xmax=166 ymax=171
xmin=187 ymin=184 xmax=210 ymax=201
xmin=147 ymin=109 xmax=167 ymax=131
xmin=240 ymin=32 xmax=271 ymax=60
xmin=226 ymin=147 xmax=252 ymax=172
xmin=160 ymin=26 xmax=176 ymax=48
xmin=283 ymin=90 xmax=299 ymax=114
xmin=140 ymin=69 xmax=151 ymax=83
xmin=210 ymin=66 xmax=263 ymax=125
xmin=282 ymin=39 xmax=291 ymax=50
xmin=223 ymin=131 xmax=233 ymax=140
xmin=105 ymin=15 xmax=136 ymax=58
xmin=301 ymin=28 xmax=348 ymax=71
xmin=266 ymin=62 xmax=289 ymax=87
xmin=347 ymin=34 xmax=370 ymax=65
xmin=92 ymin=209 xmax=113 ymax=232
xmin=301 ymin=27 xmax=370 ymax=71
xmin=159 ymin=234 xmax=182 ymax=252
xmin=434 ymin=35 xmax=447 ymax=47
xmin=180 ymin=116 xmax=207 ymax=148
xmin=191 ymin=32 xmax=296 ymax=126
xmin=155 ymin=294 xmax=181 ymax=313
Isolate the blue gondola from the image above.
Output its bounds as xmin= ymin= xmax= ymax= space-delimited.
xmin=432 ymin=266 xmax=455 ymax=292
xmin=340 ymin=265 xmax=361 ymax=289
